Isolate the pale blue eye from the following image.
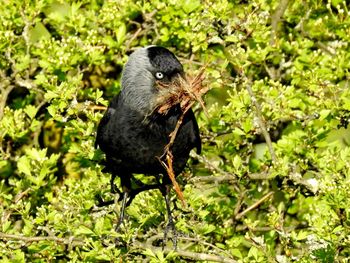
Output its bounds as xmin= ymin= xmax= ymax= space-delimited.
xmin=155 ymin=72 xmax=164 ymax=80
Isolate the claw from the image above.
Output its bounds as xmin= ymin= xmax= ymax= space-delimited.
xmin=110 ymin=174 xmax=122 ymax=194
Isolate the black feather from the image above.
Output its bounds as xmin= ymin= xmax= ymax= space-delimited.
xmin=94 ymin=47 xmax=201 ymax=237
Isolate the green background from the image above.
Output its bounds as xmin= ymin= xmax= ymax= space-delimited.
xmin=1 ymin=0 xmax=350 ymax=261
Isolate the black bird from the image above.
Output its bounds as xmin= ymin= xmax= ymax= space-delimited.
xmin=95 ymin=46 xmax=201 ymax=242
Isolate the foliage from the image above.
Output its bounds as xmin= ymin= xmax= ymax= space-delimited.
xmin=1 ymin=0 xmax=350 ymax=262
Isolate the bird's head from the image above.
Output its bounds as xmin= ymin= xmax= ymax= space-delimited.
xmin=120 ymin=46 xmax=184 ymax=115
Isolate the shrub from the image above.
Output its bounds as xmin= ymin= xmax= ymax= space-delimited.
xmin=1 ymin=0 xmax=350 ymax=261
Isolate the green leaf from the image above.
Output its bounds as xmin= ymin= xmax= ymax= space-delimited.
xmin=116 ymin=23 xmax=127 ymax=46
xmin=232 ymin=127 xmax=245 ymax=136
xmin=29 ymin=22 xmax=51 ymax=43
xmin=15 ymin=55 xmax=30 ymax=71
xmin=232 ymin=155 xmax=242 ymax=170
xmin=47 ymin=105 xmax=58 ymax=117
xmin=182 ymin=0 xmax=200 ymax=13
xmin=24 ymin=105 xmax=37 ymax=119
xmin=319 ymin=109 xmax=331 ymax=120
xmin=248 ymin=246 xmax=259 ymax=260
xmin=94 ymin=217 xmax=105 ymax=235
xmin=296 ymin=231 xmax=309 ymax=241
xmin=2 ymin=220 xmax=11 ymax=232
xmin=17 ymin=156 xmax=31 ymax=176
xmin=75 ymin=225 xmax=95 ymax=236
xmin=226 ymin=35 xmax=239 ymax=43
xmin=143 ymin=249 xmax=157 ymax=258
xmin=231 ymin=248 xmax=243 ymax=259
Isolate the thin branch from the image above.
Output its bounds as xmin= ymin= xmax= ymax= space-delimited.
xmin=125 ymin=27 xmax=143 ymax=51
xmin=190 ymin=152 xmax=240 ymax=192
xmin=124 ymin=9 xmax=158 ymax=51
xmin=223 ymin=49 xmax=277 ymax=164
xmin=245 ymin=79 xmax=277 ymax=163
xmin=0 ymin=232 xmax=84 ymax=248
xmin=179 ymin=236 xmax=233 ymax=258
xmin=179 ymin=58 xmax=204 ymax=66
xmin=190 ymin=174 xmax=236 ymax=183
xmin=235 ymin=224 xmax=306 ymax=232
xmin=191 ymin=152 xmax=272 ymax=183
xmin=295 ymin=8 xmax=311 ymax=35
xmin=20 ymin=10 xmax=31 ymax=58
xmin=0 ymin=86 xmax=14 ymax=120
xmin=165 ymin=103 xmax=193 ymax=153
xmin=159 ymin=103 xmax=194 ymax=206
xmin=247 ymin=171 xmax=270 ymax=180
xmin=87 ymin=105 xmax=107 ymax=111
xmin=233 ymin=190 xmax=247 ymax=217
xmin=235 ymin=191 xmax=274 ymax=220
xmin=0 ymin=33 xmax=19 ymax=120
xmin=133 ymin=234 xmax=237 ymax=263
xmin=270 ymin=0 xmax=289 ymax=46
xmin=14 ymin=188 xmax=31 ymax=203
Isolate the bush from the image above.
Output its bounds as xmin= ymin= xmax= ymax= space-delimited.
xmin=1 ymin=0 xmax=350 ymax=261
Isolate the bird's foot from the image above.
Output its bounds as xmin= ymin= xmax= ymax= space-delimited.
xmin=111 ymin=182 xmax=121 ymax=195
xmin=95 ymin=198 xmax=114 ymax=208
xmin=163 ymin=219 xmax=178 ymax=250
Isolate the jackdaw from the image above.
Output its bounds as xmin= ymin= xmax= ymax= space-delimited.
xmin=95 ymin=46 xmax=201 ymax=242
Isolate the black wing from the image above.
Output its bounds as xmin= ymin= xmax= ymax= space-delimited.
xmin=95 ymin=94 xmax=119 ymax=150
xmin=186 ymin=109 xmax=201 ymax=154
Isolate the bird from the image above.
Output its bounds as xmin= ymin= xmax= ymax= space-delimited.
xmin=95 ymin=46 xmax=201 ymax=244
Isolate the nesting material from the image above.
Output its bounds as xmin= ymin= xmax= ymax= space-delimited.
xmin=154 ymin=68 xmax=209 ymax=207
xmin=153 ymin=67 xmax=208 ymax=116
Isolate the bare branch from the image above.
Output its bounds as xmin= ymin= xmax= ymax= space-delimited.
xmin=245 ymin=79 xmax=277 ymax=163
xmin=0 ymin=84 xmax=14 ymax=120
xmin=190 ymin=152 xmax=240 ymax=192
xmin=156 ymin=69 xmax=209 ymax=206
xmin=235 ymin=224 xmax=306 ymax=232
xmin=87 ymin=105 xmax=107 ymax=111
xmin=0 ymin=232 xmax=84 ymax=248
xmin=223 ymin=49 xmax=277 ymax=164
xmin=20 ymin=10 xmax=31 ymax=57
xmin=133 ymin=234 xmax=237 ymax=263
xmin=179 ymin=236 xmax=233 ymax=258
xmin=270 ymin=0 xmax=289 ymax=46
xmin=190 ymin=174 xmax=236 ymax=183
xmin=235 ymin=191 xmax=274 ymax=220
xmin=191 ymin=151 xmax=272 ymax=185
xmin=14 ymin=188 xmax=31 ymax=203
xmin=125 ymin=27 xmax=143 ymax=51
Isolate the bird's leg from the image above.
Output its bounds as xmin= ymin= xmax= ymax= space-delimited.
xmin=162 ymin=184 xmax=177 ymax=249
xmin=114 ymin=175 xmax=133 ymax=233
xmin=95 ymin=173 xmax=124 ymax=208
xmin=115 ymin=191 xmax=129 ymax=232
xmin=110 ymin=173 xmax=121 ymax=194
xmin=95 ymin=172 xmax=121 ymax=208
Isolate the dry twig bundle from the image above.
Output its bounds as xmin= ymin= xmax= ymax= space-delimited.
xmin=154 ymin=68 xmax=209 ymax=206
xmin=153 ymin=67 xmax=208 ymax=116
